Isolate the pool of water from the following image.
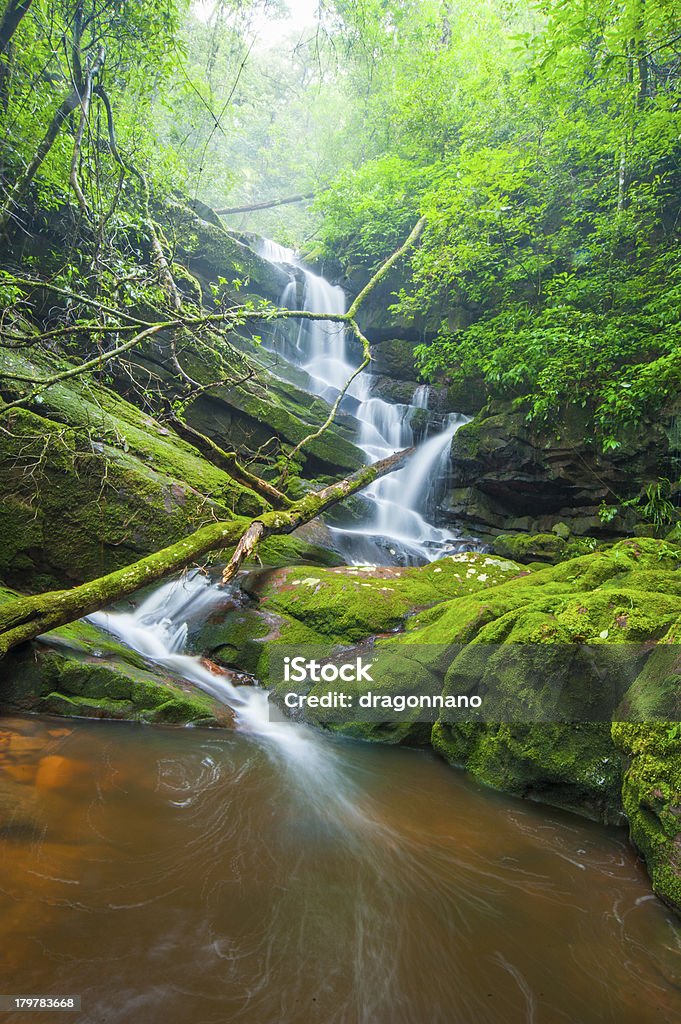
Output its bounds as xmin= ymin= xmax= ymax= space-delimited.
xmin=1 ymin=714 xmax=680 ymax=1023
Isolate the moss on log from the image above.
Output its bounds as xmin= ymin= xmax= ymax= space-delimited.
xmin=0 ymin=446 xmax=413 ymax=658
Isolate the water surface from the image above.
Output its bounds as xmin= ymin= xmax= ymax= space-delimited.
xmin=1 ymin=714 xmax=680 ymax=1023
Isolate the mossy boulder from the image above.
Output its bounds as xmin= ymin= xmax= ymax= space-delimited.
xmin=365 ymin=374 xmax=422 ymax=406
xmin=240 ymin=553 xmax=527 ymax=645
xmin=433 ymin=721 xmax=623 ymax=821
xmin=491 ymin=531 xmax=600 ymax=565
xmin=163 ymin=203 xmax=290 ymax=304
xmin=367 ymin=539 xmax=681 ymax=826
xmin=403 ymin=538 xmax=681 ymax=644
xmin=0 ymin=349 xmax=345 ymax=589
xmin=612 ymin=723 xmax=681 ymax=912
xmin=1 ymin=642 xmax=231 ymax=727
xmin=0 ymin=351 xmax=256 ymax=588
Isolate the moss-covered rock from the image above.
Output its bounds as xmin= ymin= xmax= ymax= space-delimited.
xmin=0 ymin=353 xmax=255 ymax=588
xmin=0 ymin=347 xmax=348 ymax=588
xmin=178 ymin=364 xmax=364 ymax=477
xmin=442 ymin=398 xmax=674 ymax=539
xmin=433 ymin=721 xmax=623 ymax=821
xmin=163 ymin=203 xmax=290 ymax=304
xmin=491 ymin=531 xmax=600 ymax=564
xmin=370 ymin=338 xmax=421 ymax=381
xmin=612 ymin=723 xmax=681 ymax=911
xmin=1 ymin=643 xmax=231 ymax=726
xmin=240 ymin=553 xmax=527 ymax=644
xmin=0 ymin=584 xmax=232 ymax=725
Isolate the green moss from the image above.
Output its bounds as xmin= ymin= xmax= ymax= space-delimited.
xmin=0 ymin=398 xmax=251 ymax=588
xmin=434 ymin=721 xmax=623 ymax=821
xmin=0 ymin=639 xmax=228 ymax=727
xmin=613 ymin=723 xmax=681 ymax=912
xmin=242 ymin=554 xmax=526 ymax=644
xmin=257 ymin=534 xmax=344 ymax=569
xmin=492 ymin=531 xmax=600 ymax=565
xmin=40 ymin=617 xmax=150 ymax=668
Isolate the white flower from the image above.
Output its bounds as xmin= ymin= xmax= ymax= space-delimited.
xmin=599 ymin=629 xmax=609 ymax=639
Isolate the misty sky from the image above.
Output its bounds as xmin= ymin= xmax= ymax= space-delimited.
xmin=193 ymin=1 xmax=319 ymax=48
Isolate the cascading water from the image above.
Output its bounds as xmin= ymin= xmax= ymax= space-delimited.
xmin=255 ymin=240 xmax=470 ymax=565
xmin=85 ymin=572 xmax=382 ymax=828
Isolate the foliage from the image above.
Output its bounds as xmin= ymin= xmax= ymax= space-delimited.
xmin=599 ymin=477 xmax=679 ymax=529
xmin=2 ymin=0 xmax=681 ymax=451
xmin=309 ymin=0 xmax=681 ymax=446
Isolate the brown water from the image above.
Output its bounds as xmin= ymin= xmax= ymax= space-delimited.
xmin=1 ymin=713 xmax=680 ymax=1024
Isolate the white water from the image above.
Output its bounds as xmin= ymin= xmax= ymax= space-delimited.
xmin=256 ymin=239 xmax=469 ymax=564
xmin=86 ymin=571 xmax=381 ymax=835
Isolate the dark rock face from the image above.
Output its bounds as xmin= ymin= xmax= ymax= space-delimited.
xmin=165 ymin=203 xmax=291 ymax=305
xmin=370 ymin=338 xmax=421 ymax=381
xmin=443 ymin=400 xmax=678 ymax=539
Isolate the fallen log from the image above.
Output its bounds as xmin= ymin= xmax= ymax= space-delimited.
xmin=0 ymin=446 xmax=413 ymax=659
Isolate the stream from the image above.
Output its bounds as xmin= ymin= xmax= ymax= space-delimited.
xmin=1 ymin=248 xmax=681 ymax=1022
xmin=1 ymin=706 xmax=680 ymax=1023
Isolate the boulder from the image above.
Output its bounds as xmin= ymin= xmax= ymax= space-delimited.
xmin=444 ymin=399 xmax=675 ymax=538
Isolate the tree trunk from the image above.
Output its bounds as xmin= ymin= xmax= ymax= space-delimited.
xmin=0 ymin=89 xmax=81 ymax=231
xmin=0 ymin=0 xmax=34 ymax=107
xmin=0 ymin=446 xmax=413 ymax=658
xmin=215 ymin=191 xmax=319 ymax=216
xmin=0 ymin=0 xmax=34 ymax=50
xmin=0 ymin=38 xmax=104 ymax=232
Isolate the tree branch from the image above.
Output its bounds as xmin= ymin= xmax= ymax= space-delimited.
xmin=69 ymin=46 xmax=105 ymax=217
xmin=0 ymin=322 xmax=174 ymax=414
xmin=347 ymin=216 xmax=427 ymax=320
xmin=215 ymin=190 xmax=322 ymax=216
xmin=0 ymin=446 xmax=413 ymax=657
xmin=168 ymin=414 xmax=293 ymax=509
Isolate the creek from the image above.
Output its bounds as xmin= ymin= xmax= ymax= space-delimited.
xmin=1 ymin=247 xmax=681 ymax=1023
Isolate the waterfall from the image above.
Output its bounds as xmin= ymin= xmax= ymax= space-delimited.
xmin=256 ymin=239 xmax=469 ymax=564
xmin=86 ymin=572 xmax=381 ymax=834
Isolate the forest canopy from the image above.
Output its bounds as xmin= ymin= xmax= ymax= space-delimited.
xmin=1 ymin=0 xmax=680 ymax=448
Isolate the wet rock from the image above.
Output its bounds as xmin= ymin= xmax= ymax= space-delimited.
xmin=612 ymin=723 xmax=681 ymax=915
xmin=370 ymin=338 xmax=421 ymax=381
xmin=444 ymin=399 xmax=674 ymax=539
xmin=0 ymin=630 xmax=233 ymax=729
xmin=491 ymin=531 xmax=599 ymax=565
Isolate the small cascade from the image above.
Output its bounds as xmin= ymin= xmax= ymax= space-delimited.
xmin=256 ymin=239 xmax=352 ymax=401
xmin=297 ymin=273 xmax=350 ymax=398
xmin=257 ymin=238 xmax=296 ymax=265
xmin=254 ymin=238 xmax=471 ymax=564
xmin=412 ymin=384 xmax=429 ymax=409
xmin=86 ymin=572 xmax=381 ymax=833
xmin=87 ymin=573 xmax=247 ymax=706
